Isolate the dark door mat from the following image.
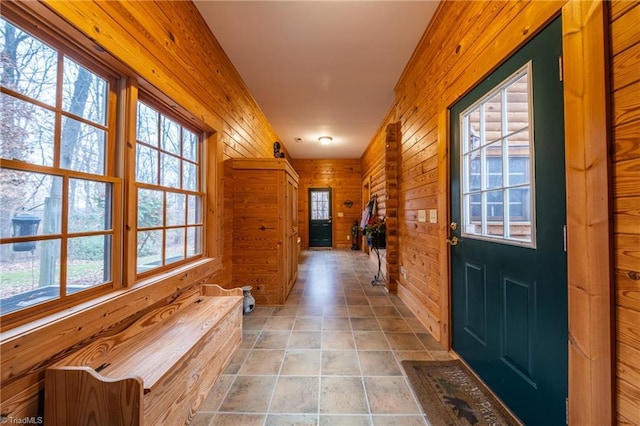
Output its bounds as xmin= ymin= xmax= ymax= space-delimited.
xmin=402 ymin=359 xmax=521 ymax=426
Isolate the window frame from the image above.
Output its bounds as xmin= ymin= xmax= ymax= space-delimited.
xmin=127 ymin=93 xmax=207 ymax=281
xmin=459 ymin=63 xmax=537 ymax=248
xmin=0 ymin=12 xmax=123 ymax=327
xmin=0 ymin=7 xmax=217 ymax=329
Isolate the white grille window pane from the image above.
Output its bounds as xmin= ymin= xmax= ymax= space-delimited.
xmin=484 ymin=93 xmax=502 ymax=143
xmin=465 ymin=108 xmax=481 ymax=153
xmin=460 ymin=64 xmax=534 ymax=246
xmin=311 ymin=191 xmax=329 ymax=220
xmin=506 ymin=73 xmax=530 ymax=134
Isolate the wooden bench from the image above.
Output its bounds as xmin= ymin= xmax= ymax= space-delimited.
xmin=44 ymin=284 xmax=243 ymax=426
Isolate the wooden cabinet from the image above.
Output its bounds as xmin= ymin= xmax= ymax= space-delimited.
xmin=229 ymin=158 xmax=299 ymax=305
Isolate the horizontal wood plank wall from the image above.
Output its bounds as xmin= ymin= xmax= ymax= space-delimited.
xmin=610 ymin=1 xmax=640 ymax=423
xmin=391 ymin=0 xmax=568 ymax=340
xmin=1 ymin=0 xmax=285 ymax=419
xmin=291 ymin=160 xmax=362 ymax=250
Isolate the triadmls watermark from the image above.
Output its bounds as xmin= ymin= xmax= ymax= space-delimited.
xmin=0 ymin=416 xmax=43 ymax=425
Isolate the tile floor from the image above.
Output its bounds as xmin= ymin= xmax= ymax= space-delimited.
xmin=192 ymin=249 xmax=453 ymax=426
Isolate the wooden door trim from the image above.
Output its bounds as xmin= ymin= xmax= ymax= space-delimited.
xmin=438 ymin=0 xmax=613 ymax=423
xmin=562 ymin=1 xmax=613 ymax=423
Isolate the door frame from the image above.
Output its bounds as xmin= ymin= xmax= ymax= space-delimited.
xmin=307 ymin=187 xmax=333 ymax=248
xmin=436 ymin=1 xmax=613 ymax=423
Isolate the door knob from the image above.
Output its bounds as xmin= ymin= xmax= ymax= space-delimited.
xmin=446 ymin=236 xmax=459 ymax=246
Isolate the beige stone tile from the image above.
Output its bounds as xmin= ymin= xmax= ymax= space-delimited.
xmin=250 ymin=306 xmax=275 ymax=317
xmin=322 ymin=331 xmax=356 ymax=350
xmin=372 ymin=305 xmax=402 ymax=317
xmin=238 ymin=349 xmax=285 ymax=375
xmin=358 ymin=351 xmax=402 ymax=376
xmin=364 ymin=377 xmax=421 ymax=415
xmin=294 ymin=316 xmax=323 ymax=331
xmin=241 ymin=330 xmax=260 ymax=349
xmin=372 ymin=415 xmax=428 ymax=425
xmin=272 ymin=305 xmax=300 ymax=316
xmin=212 ymin=413 xmax=265 ymax=426
xmin=280 ymin=349 xmax=322 ymax=376
xmin=350 ymin=317 xmax=381 ymax=332
xmin=266 ymin=414 xmax=319 ymax=425
xmin=254 ymin=330 xmax=291 ymax=349
xmin=430 ymin=350 xmax=454 ymax=360
xmin=263 ymin=315 xmax=296 ymax=331
xmin=269 ymin=376 xmax=319 ymax=413
xmin=377 ymin=317 xmax=411 ymax=333
xmin=416 ymin=333 xmax=446 ymax=351
xmin=348 ymin=305 xmax=375 ymax=317
xmin=320 ymin=376 xmax=369 ymax=414
xmin=223 ymin=348 xmax=249 ymax=374
xmin=319 ymin=414 xmax=372 ymax=425
xmin=368 ymin=296 xmax=394 ymax=306
xmin=385 ymin=333 xmax=425 ymax=351
xmin=323 ymin=317 xmax=352 ymax=331
xmin=219 ymin=375 xmax=277 ymax=413
xmin=404 ymin=318 xmax=429 ymax=334
xmin=346 ymin=295 xmax=370 ymax=305
xmin=321 ymin=350 xmax=361 ymax=376
xmin=289 ymin=330 xmax=322 ymax=349
xmin=243 ymin=315 xmax=268 ymax=330
xmin=354 ymin=331 xmax=390 ymax=350
xmin=394 ymin=351 xmax=434 ymax=363
xmin=199 ymin=374 xmax=234 ymax=411
xmin=298 ymin=304 xmax=324 ymax=316
xmin=323 ymin=305 xmax=349 ymax=318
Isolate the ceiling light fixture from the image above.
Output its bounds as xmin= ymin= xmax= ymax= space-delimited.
xmin=318 ymin=136 xmax=333 ymax=145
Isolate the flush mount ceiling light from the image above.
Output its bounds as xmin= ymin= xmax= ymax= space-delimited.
xmin=318 ymin=136 xmax=333 ymax=145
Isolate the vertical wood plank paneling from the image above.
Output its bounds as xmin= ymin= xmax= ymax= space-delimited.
xmin=290 ymin=159 xmax=362 ymax=250
xmin=609 ymin=1 xmax=640 ymax=424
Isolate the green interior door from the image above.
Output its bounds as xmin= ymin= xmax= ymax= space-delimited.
xmin=309 ymin=188 xmax=332 ymax=247
xmin=450 ymin=17 xmax=567 ymax=425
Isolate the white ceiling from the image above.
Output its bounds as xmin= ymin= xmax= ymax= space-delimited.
xmin=194 ymin=1 xmax=440 ymax=159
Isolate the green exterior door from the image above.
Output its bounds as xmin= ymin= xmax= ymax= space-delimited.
xmin=309 ymin=188 xmax=332 ymax=247
xmin=450 ymin=17 xmax=567 ymax=425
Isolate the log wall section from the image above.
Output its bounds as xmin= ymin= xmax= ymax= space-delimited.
xmin=291 ymin=159 xmax=362 ymax=250
xmin=610 ymin=1 xmax=640 ymax=424
xmin=1 ymin=0 xmax=285 ymax=420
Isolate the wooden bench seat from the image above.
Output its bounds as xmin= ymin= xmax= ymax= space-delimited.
xmin=45 ymin=284 xmax=243 ymax=426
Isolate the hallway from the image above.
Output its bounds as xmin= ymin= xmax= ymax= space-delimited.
xmin=192 ymin=249 xmax=452 ymax=425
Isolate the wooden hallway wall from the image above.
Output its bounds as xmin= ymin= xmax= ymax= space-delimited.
xmin=609 ymin=1 xmax=640 ymax=422
xmin=0 ymin=0 xmax=286 ymax=419
xmin=291 ymin=159 xmax=362 ymax=250
xmin=361 ymin=0 xmax=640 ymax=423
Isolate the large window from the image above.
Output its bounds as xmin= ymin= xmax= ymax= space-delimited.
xmin=0 ymin=16 xmax=118 ymax=316
xmin=460 ymin=64 xmax=535 ymax=246
xmin=0 ymin=13 xmax=209 ymax=326
xmin=134 ymin=101 xmax=203 ymax=275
